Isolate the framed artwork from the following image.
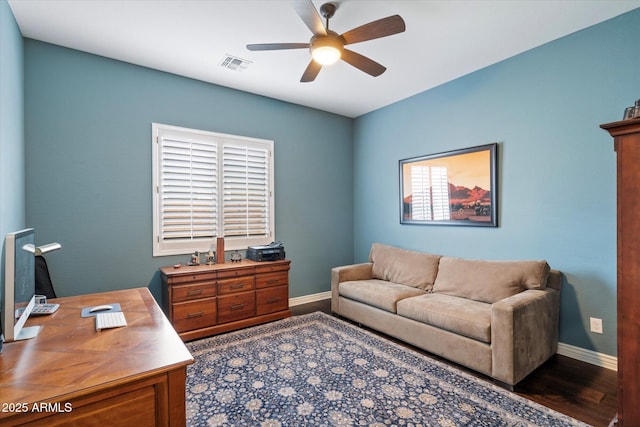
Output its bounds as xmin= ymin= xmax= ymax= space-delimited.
xmin=400 ymin=143 xmax=498 ymax=227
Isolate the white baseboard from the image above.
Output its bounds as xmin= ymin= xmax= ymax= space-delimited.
xmin=289 ymin=291 xmax=331 ymax=307
xmin=557 ymin=342 xmax=617 ymax=371
xmin=288 ymin=293 xmax=619 ymax=372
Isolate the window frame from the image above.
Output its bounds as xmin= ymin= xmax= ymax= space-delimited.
xmin=152 ymin=123 xmax=275 ymax=257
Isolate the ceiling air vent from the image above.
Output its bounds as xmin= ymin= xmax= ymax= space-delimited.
xmin=219 ymin=55 xmax=251 ymax=72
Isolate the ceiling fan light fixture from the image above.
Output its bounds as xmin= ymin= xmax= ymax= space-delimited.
xmin=247 ymin=1 xmax=406 ymax=82
xmin=310 ymin=33 xmax=343 ymax=65
xmin=312 ymin=46 xmax=340 ymax=65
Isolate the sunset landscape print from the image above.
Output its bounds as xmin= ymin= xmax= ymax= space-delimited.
xmin=400 ymin=144 xmax=497 ymax=227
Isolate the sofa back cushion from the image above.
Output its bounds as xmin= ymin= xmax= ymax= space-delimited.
xmin=432 ymin=257 xmax=550 ymax=304
xmin=369 ymin=243 xmax=441 ymax=291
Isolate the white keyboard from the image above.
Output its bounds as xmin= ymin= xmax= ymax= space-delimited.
xmin=95 ymin=311 xmax=127 ymax=331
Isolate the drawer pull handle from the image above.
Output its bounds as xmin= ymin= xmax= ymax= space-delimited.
xmin=230 ymin=283 xmax=245 ymax=290
xmin=267 ymin=279 xmax=279 ymax=285
xmin=230 ymin=304 xmax=245 ymax=311
xmin=266 ymin=297 xmax=280 ymax=304
xmin=187 ymin=311 xmax=204 ymax=319
xmin=187 ymin=289 xmax=204 ymax=296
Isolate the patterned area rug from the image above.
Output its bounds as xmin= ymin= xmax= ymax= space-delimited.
xmin=186 ymin=312 xmax=588 ymax=426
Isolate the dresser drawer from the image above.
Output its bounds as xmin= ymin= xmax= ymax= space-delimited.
xmin=255 ymin=271 xmax=288 ymax=289
xmin=256 ymin=286 xmax=288 ymax=315
xmin=218 ymin=277 xmax=255 ymax=295
xmin=218 ymin=266 xmax=256 ymax=279
xmin=172 ymin=298 xmax=217 ymax=333
xmin=217 ymin=292 xmax=255 ymax=324
xmin=172 ymin=281 xmax=216 ymax=302
xmin=168 ymin=271 xmax=217 ymax=285
xmin=255 ymin=263 xmax=290 ymax=274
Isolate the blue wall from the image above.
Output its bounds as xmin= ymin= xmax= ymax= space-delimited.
xmin=13 ymin=4 xmax=640 ymax=357
xmin=353 ymin=9 xmax=640 ymax=356
xmin=23 ymin=40 xmax=354 ymax=303
xmin=0 ymin=0 xmax=26 ymax=306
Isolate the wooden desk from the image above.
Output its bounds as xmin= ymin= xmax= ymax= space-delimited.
xmin=0 ymin=288 xmax=194 ymax=426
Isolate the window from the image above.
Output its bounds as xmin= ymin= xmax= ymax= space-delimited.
xmin=152 ymin=123 xmax=274 ymax=256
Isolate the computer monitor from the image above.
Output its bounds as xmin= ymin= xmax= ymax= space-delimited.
xmin=2 ymin=228 xmax=40 ymax=342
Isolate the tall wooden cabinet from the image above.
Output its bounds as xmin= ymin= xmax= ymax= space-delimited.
xmin=601 ymin=117 xmax=640 ymax=427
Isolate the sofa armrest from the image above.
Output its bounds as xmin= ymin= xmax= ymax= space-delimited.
xmin=490 ymin=287 xmax=560 ymax=385
xmin=331 ymin=263 xmax=373 ymax=314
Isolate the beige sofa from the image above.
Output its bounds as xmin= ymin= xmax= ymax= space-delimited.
xmin=331 ymin=243 xmax=561 ymax=386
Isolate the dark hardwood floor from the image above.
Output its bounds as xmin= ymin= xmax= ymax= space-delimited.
xmin=291 ymin=299 xmax=617 ymax=427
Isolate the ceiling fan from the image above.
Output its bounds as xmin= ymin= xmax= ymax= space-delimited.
xmin=246 ymin=0 xmax=406 ymax=82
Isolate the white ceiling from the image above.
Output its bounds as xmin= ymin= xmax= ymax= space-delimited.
xmin=8 ymin=0 xmax=640 ymax=118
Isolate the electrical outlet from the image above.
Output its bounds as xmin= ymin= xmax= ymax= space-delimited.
xmin=590 ymin=317 xmax=603 ymax=334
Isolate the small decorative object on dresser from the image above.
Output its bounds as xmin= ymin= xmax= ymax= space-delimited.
xmin=206 ymin=246 xmax=216 ymax=265
xmin=189 ymin=251 xmax=200 ymax=266
xmin=161 ymin=259 xmax=290 ymax=341
xmin=216 ymin=237 xmax=225 ymax=263
xmin=231 ymin=250 xmax=242 ymax=262
xmin=623 ymin=99 xmax=640 ymax=120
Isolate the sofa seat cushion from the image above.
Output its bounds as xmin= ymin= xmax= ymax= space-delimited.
xmin=396 ymin=294 xmax=492 ymax=343
xmin=339 ymin=279 xmax=426 ymax=313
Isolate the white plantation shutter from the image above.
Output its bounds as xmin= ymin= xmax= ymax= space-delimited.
xmin=223 ymin=144 xmax=270 ymax=239
xmin=153 ymin=124 xmax=274 ymax=256
xmin=160 ymin=138 xmax=217 ymax=240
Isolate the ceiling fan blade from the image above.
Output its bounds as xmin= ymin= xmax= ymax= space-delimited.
xmin=300 ymin=60 xmax=322 ymax=82
xmin=341 ymin=15 xmax=406 ymax=45
xmin=292 ymin=0 xmax=327 ymax=36
xmin=247 ymin=43 xmax=310 ymax=51
xmin=341 ymin=49 xmax=386 ymax=77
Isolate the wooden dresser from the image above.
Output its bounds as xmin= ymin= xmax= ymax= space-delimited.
xmin=161 ymin=259 xmax=291 ymax=341
xmin=601 ymin=117 xmax=640 ymax=427
xmin=0 ymin=288 xmax=193 ymax=427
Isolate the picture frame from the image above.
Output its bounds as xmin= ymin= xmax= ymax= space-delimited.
xmin=400 ymin=143 xmax=498 ymax=227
